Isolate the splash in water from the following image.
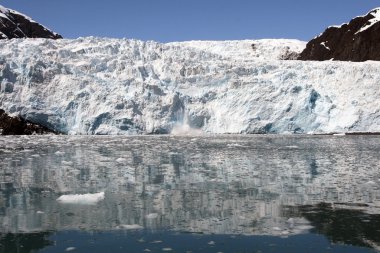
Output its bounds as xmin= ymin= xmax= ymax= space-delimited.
xmin=170 ymin=110 xmax=203 ymax=135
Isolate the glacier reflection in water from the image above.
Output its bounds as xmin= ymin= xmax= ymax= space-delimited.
xmin=0 ymin=135 xmax=380 ymax=252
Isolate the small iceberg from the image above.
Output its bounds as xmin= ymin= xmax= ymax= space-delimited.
xmin=117 ymin=224 xmax=144 ymax=230
xmin=146 ymin=213 xmax=159 ymax=219
xmin=56 ymin=192 xmax=105 ymax=205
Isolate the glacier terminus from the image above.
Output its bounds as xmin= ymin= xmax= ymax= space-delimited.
xmin=0 ymin=38 xmax=379 ymax=135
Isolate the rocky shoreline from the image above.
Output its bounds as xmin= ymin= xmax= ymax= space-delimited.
xmin=0 ymin=109 xmax=57 ymax=135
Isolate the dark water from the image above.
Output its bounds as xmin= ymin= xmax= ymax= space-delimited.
xmin=0 ymin=135 xmax=379 ymax=253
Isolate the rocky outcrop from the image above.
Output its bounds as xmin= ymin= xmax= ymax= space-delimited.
xmin=0 ymin=5 xmax=62 ymax=39
xmin=299 ymin=8 xmax=380 ymax=61
xmin=0 ymin=109 xmax=56 ymax=135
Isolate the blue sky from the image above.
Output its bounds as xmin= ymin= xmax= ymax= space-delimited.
xmin=1 ymin=0 xmax=379 ymax=42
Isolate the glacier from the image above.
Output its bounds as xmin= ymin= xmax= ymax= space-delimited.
xmin=0 ymin=37 xmax=379 ymax=135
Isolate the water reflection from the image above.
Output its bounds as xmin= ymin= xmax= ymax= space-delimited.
xmin=0 ymin=135 xmax=379 ymax=251
xmin=0 ymin=232 xmax=53 ymax=253
xmin=284 ymin=203 xmax=380 ymax=250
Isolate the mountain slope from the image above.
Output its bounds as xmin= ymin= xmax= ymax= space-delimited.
xmin=0 ymin=38 xmax=379 ymax=135
xmin=299 ymin=8 xmax=380 ymax=61
xmin=0 ymin=5 xmax=62 ymax=39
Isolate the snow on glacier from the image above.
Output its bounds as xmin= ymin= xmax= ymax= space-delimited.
xmin=0 ymin=37 xmax=379 ymax=135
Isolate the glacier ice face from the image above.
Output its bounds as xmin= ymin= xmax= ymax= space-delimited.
xmin=0 ymin=37 xmax=379 ymax=134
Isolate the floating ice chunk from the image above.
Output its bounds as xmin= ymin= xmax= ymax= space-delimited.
xmin=227 ymin=144 xmax=247 ymax=148
xmin=65 ymin=247 xmax=76 ymax=252
xmin=21 ymin=149 xmax=33 ymax=153
xmin=116 ymin=158 xmax=127 ymax=163
xmin=62 ymin=161 xmax=74 ymax=166
xmin=36 ymin=211 xmax=44 ymax=214
xmin=118 ymin=224 xmax=144 ymax=230
xmin=284 ymin=146 xmax=299 ymax=149
xmin=57 ymin=192 xmax=105 ymax=205
xmin=146 ymin=213 xmax=159 ymax=219
xmin=162 ymin=248 xmax=172 ymax=251
xmin=281 ymin=230 xmax=290 ymax=235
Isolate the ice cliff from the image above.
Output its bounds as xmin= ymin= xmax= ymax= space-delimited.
xmin=0 ymin=37 xmax=379 ymax=135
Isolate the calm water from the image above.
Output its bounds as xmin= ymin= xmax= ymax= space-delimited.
xmin=0 ymin=135 xmax=379 ymax=253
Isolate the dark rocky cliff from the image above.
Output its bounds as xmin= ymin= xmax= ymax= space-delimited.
xmin=299 ymin=8 xmax=380 ymax=61
xmin=0 ymin=5 xmax=62 ymax=39
xmin=0 ymin=109 xmax=56 ymax=135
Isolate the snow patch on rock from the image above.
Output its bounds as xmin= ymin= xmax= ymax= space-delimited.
xmin=356 ymin=8 xmax=380 ymax=34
